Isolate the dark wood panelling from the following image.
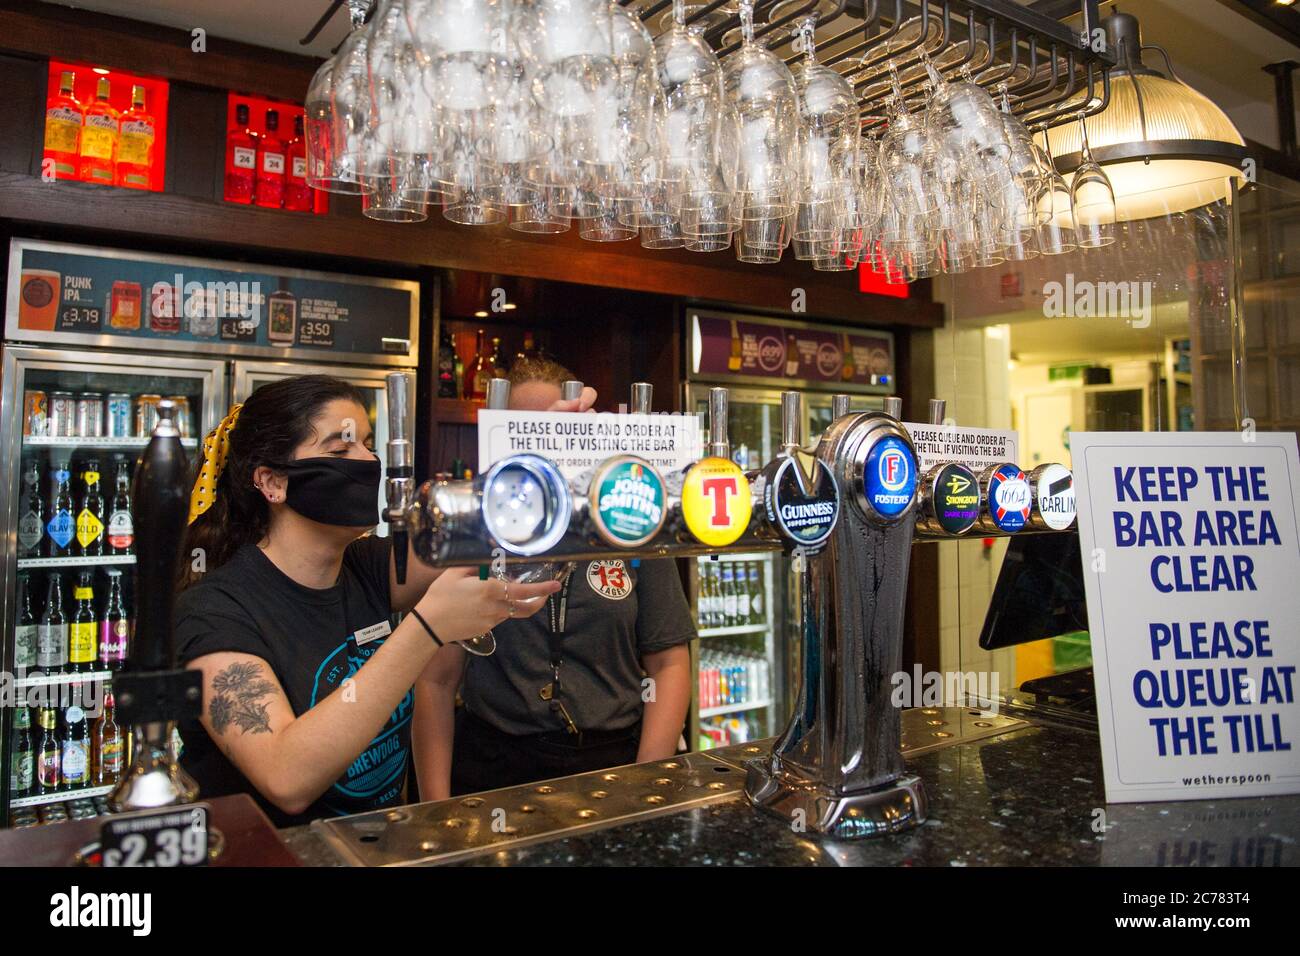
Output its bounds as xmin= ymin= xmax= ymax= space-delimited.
xmin=0 ymin=53 xmax=43 ymax=176
xmin=164 ymin=82 xmax=226 ymax=201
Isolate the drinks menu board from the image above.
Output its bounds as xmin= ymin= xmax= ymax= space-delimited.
xmin=690 ymin=310 xmax=894 ymax=392
xmin=6 ymin=239 xmax=418 ymax=365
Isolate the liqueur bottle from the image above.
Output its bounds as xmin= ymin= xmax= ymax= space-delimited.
xmin=79 ymin=76 xmax=119 ymax=185
xmin=115 ymin=84 xmax=156 ymax=189
xmin=43 ymin=70 xmax=82 ymax=181
xmin=225 ymin=103 xmax=257 ymax=203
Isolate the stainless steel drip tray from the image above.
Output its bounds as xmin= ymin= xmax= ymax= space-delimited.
xmin=311 ymin=750 xmax=747 ymax=867
xmin=311 ymin=706 xmax=1028 ymax=866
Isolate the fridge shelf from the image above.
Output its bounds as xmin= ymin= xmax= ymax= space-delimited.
xmin=23 ymin=436 xmax=199 ymax=450
xmin=14 ymin=670 xmax=113 ymax=689
xmin=697 ymin=624 xmax=769 ymax=638
xmin=700 ymin=699 xmax=772 ymax=719
xmin=17 ymin=556 xmax=136 ymax=569
xmin=10 ymin=785 xmax=115 ymax=810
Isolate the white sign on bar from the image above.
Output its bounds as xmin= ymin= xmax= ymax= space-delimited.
xmin=901 ymin=422 xmax=1020 ymax=472
xmin=478 ymin=410 xmax=703 ymax=479
xmin=1072 ymin=430 xmax=1300 ymax=804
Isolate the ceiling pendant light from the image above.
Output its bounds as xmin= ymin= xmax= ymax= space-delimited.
xmin=1046 ymin=10 xmax=1247 ymax=221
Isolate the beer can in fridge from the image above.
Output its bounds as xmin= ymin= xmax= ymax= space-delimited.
xmin=48 ymin=391 xmax=77 ymax=437
xmin=76 ymin=393 xmax=104 ymax=438
xmin=166 ymin=395 xmax=192 ymax=439
xmin=23 ymin=389 xmax=48 ymax=437
xmin=106 ymin=393 xmax=133 ymax=437
xmin=136 ymin=394 xmax=162 ymax=437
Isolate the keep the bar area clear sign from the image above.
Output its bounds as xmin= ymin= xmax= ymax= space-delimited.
xmin=1072 ymin=432 xmax=1300 ymax=803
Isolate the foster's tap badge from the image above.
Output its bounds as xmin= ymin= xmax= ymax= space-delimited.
xmin=590 ymin=456 xmax=667 ymax=547
xmin=980 ymin=462 xmax=1031 ymax=533
xmin=682 ymin=457 xmax=753 ymax=547
xmin=764 ymin=455 xmax=839 ymax=552
xmin=919 ymin=462 xmax=980 ymax=536
xmin=863 ymin=435 xmax=917 ymax=519
xmin=1029 ymin=462 xmax=1076 ymax=531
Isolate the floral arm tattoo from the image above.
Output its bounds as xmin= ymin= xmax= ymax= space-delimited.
xmin=208 ymin=660 xmax=277 ymax=735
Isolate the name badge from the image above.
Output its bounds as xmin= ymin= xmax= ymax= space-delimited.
xmin=354 ymin=620 xmax=393 ymax=647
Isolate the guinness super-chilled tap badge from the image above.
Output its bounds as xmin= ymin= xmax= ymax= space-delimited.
xmin=763 ymin=455 xmax=840 ymax=553
xmin=590 ymin=456 xmax=667 ymax=547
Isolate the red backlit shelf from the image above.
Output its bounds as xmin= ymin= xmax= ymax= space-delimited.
xmin=42 ymin=60 xmax=168 ymax=193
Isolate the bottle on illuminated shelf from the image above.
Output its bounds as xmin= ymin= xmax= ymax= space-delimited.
xmin=43 ymin=70 xmax=82 ymax=181
xmin=78 ymin=76 xmax=119 ymax=185
xmin=224 ymin=102 xmax=257 ymax=204
xmin=438 ymin=327 xmax=457 ymax=398
xmin=94 ymin=693 xmax=124 ymax=785
xmin=284 ymin=114 xmax=313 ymax=212
xmin=76 ymin=461 xmax=105 ymax=558
xmin=728 ymin=318 xmax=743 ymax=372
xmin=254 ymin=108 xmax=287 ymax=208
xmin=466 ymin=328 xmax=491 ymax=401
xmin=68 ymin=571 xmax=98 ymax=675
xmin=490 ymin=336 xmax=506 ymax=377
xmin=114 ymin=84 xmax=155 ymax=190
xmin=516 ymin=329 xmax=542 ymax=364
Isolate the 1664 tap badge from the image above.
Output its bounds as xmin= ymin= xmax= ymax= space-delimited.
xmin=590 ymin=456 xmax=667 ymax=547
xmin=1029 ymin=462 xmax=1077 ymax=531
xmin=764 ymin=455 xmax=839 ymax=552
xmin=863 ymin=435 xmax=917 ymax=519
xmin=984 ymin=463 xmax=1032 ymax=533
xmin=681 ymin=457 xmax=753 ymax=546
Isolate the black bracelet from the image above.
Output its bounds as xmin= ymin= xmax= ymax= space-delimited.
xmin=410 ymin=607 xmax=444 ymax=647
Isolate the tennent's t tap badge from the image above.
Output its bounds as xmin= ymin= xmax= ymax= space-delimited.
xmin=681 ymin=457 xmax=753 ymax=546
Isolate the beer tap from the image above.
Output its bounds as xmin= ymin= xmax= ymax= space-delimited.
xmin=831 ymin=394 xmax=852 ymax=420
xmin=111 ymin=400 xmax=201 ymax=811
xmin=749 ymin=392 xmax=840 ymax=554
xmin=706 ymin=387 xmax=730 ymax=459
xmin=883 ymin=395 xmax=903 ymax=419
xmin=745 ymin=410 xmax=927 ymax=838
xmin=486 ymin=377 xmax=511 ymax=410
xmin=385 ymin=371 xmax=416 ymax=586
xmin=630 ymin=382 xmax=653 ymax=415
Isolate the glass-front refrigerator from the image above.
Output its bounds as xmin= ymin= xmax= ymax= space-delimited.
xmin=1 ymin=238 xmax=419 ymax=828
xmin=684 ymin=308 xmax=895 ymax=751
xmin=0 ymin=345 xmax=223 ymax=825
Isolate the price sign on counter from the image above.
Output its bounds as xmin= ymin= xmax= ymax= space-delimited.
xmin=101 ymin=803 xmax=210 ymax=867
xmin=1072 ymin=432 xmax=1300 ymax=804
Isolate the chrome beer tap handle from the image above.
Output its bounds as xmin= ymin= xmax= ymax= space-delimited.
xmin=707 ymin=387 xmax=730 ymax=460
xmin=630 ymin=382 xmax=653 ymax=415
xmin=486 ymin=378 xmax=511 ymax=410
xmin=385 ymin=371 xmax=415 ymax=585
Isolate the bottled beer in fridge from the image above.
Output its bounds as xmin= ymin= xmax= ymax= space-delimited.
xmin=748 ymin=562 xmax=764 ymax=625
xmin=18 ymin=461 xmax=44 ymax=557
xmin=68 ymin=571 xmax=98 ymax=673
xmin=94 ymin=692 xmax=124 ymax=786
xmin=60 ymin=704 xmax=89 ymax=788
xmin=99 ymin=569 xmax=129 ymax=670
xmin=9 ymin=706 xmax=34 ymax=799
xmin=37 ymin=573 xmax=68 ymax=674
xmin=721 ymin=564 xmax=738 ymax=628
xmin=14 ymin=572 xmax=39 ymax=671
xmin=35 ymin=707 xmax=60 ymax=794
xmin=46 ymin=464 xmax=75 ymax=557
xmin=107 ymin=459 xmax=134 ymax=554
xmin=76 ymin=460 xmax=105 ymax=557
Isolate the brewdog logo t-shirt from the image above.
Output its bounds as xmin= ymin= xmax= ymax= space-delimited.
xmin=175 ymin=536 xmax=412 ymax=827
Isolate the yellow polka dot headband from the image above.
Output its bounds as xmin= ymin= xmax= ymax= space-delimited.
xmin=188 ymin=403 xmax=243 ymax=525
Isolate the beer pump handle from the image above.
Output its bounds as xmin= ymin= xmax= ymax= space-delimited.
xmin=929 ymin=398 xmax=947 ymax=425
xmin=631 ymin=382 xmax=653 ymax=415
xmin=386 ymin=371 xmax=415 ymax=586
xmin=487 ymin=378 xmax=511 ymax=410
xmin=707 ymin=387 xmax=730 ymax=459
xmin=781 ymin=391 xmax=802 ymax=455
xmin=562 ymin=380 xmax=584 ymax=403
xmin=884 ymin=395 xmax=903 ymax=419
xmin=831 ymin=394 xmax=852 ymax=420
xmin=131 ymin=400 xmax=189 ymax=671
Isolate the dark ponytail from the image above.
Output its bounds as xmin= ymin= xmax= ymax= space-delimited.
xmin=180 ymin=374 xmax=366 ymax=589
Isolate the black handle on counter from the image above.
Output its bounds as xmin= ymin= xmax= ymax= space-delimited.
xmin=130 ymin=400 xmax=190 ymax=672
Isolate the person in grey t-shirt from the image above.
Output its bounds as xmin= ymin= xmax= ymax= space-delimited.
xmin=411 ymin=359 xmax=696 ymax=797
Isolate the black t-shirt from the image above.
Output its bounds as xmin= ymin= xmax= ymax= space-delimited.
xmin=174 ymin=536 xmax=411 ymax=828
xmin=460 ymin=558 xmax=696 ymax=736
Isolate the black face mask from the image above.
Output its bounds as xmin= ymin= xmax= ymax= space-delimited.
xmin=281 ymin=456 xmax=382 ymax=528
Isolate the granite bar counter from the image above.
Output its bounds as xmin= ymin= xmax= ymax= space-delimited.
xmin=281 ymin=704 xmax=1300 ymax=867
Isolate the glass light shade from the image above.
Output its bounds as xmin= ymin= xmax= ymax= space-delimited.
xmin=1041 ymin=72 xmax=1245 ymax=221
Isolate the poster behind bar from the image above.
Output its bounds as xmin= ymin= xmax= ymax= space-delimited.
xmin=5 ymin=239 xmax=419 ymax=366
xmin=688 ymin=309 xmax=895 ymax=393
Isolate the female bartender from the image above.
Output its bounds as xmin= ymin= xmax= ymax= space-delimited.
xmin=412 ymin=358 xmax=697 ymax=798
xmin=174 ymin=374 xmax=565 ymax=827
